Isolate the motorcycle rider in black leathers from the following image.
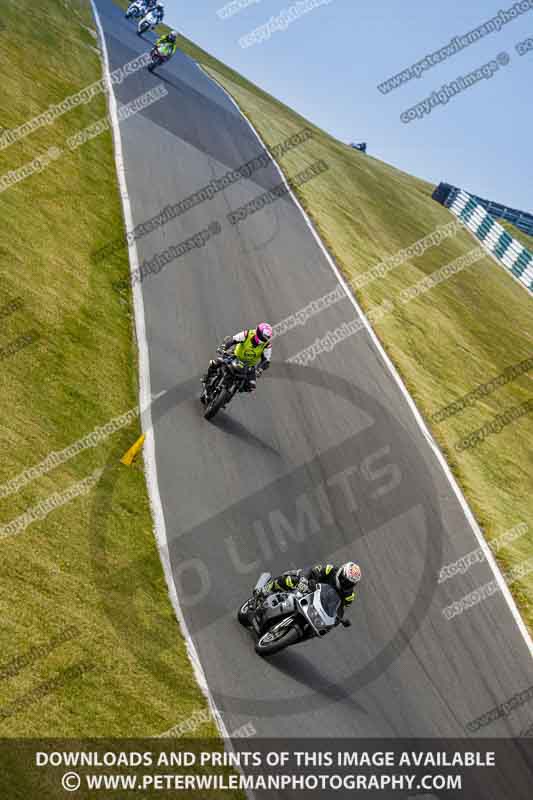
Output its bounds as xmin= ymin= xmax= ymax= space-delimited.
xmin=260 ymin=561 xmax=362 ymax=623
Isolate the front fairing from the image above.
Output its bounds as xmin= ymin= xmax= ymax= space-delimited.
xmin=319 ymin=584 xmax=341 ymax=619
xmin=296 ymin=584 xmax=340 ymax=635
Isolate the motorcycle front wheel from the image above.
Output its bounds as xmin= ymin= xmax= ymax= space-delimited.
xmin=255 ymin=622 xmax=301 ymax=656
xmin=204 ymin=386 xmax=229 ymax=420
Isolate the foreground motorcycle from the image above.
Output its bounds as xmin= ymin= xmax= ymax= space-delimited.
xmin=137 ymin=9 xmax=159 ymax=35
xmin=125 ymin=0 xmax=147 ymax=19
xmin=202 ymin=349 xmax=257 ymax=421
xmin=238 ymin=573 xmax=350 ymax=656
xmin=148 ymin=43 xmax=172 ymax=72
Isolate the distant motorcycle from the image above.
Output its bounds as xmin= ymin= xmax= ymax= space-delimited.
xmin=238 ymin=573 xmax=350 ymax=656
xmin=148 ymin=42 xmax=173 ymax=72
xmin=125 ymin=0 xmax=147 ymax=20
xmin=137 ymin=8 xmax=160 ymax=35
xmin=202 ymin=349 xmax=257 ymax=421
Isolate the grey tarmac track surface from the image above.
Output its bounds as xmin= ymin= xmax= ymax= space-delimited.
xmin=93 ymin=0 xmax=533 ymax=759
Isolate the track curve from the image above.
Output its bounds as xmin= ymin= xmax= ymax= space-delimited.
xmin=92 ymin=0 xmax=533 ymax=751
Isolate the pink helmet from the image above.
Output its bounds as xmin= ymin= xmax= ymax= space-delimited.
xmin=253 ymin=322 xmax=272 ymax=346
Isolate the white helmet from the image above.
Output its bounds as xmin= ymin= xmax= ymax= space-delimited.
xmin=335 ymin=562 xmax=361 ymax=592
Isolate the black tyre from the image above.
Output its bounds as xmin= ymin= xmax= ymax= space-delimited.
xmin=204 ymin=387 xmax=229 ymax=421
xmin=255 ymin=623 xmax=301 ymax=656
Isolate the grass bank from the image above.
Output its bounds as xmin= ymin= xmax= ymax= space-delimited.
xmin=0 ymin=1 xmax=241 ymax=770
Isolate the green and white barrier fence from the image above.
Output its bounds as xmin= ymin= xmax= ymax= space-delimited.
xmin=442 ymin=188 xmax=533 ymax=295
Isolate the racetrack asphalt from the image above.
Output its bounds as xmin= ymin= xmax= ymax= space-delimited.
xmin=92 ymin=1 xmax=533 ymax=792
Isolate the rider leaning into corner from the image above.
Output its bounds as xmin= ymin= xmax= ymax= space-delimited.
xmin=261 ymin=562 xmax=362 ymax=625
xmin=154 ymin=28 xmax=178 ymax=59
xmin=201 ymin=322 xmax=273 ymax=404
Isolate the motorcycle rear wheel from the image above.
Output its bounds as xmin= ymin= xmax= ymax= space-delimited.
xmin=255 ymin=623 xmax=301 ymax=656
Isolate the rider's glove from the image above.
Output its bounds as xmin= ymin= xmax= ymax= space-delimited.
xmin=255 ymin=581 xmax=272 ymax=599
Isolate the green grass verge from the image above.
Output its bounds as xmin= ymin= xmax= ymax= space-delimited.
xmin=110 ymin=4 xmax=533 ymax=632
xmin=0 ymin=2 xmax=245 ymax=772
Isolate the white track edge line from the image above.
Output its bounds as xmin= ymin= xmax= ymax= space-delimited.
xmin=89 ymin=1 xmax=235 ymax=745
xmin=204 ymin=68 xmax=533 ymax=659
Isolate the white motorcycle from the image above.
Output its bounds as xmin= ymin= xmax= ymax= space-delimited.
xmin=125 ymin=1 xmax=148 ymax=20
xmin=238 ymin=573 xmax=351 ymax=656
xmin=137 ymin=9 xmax=161 ymax=35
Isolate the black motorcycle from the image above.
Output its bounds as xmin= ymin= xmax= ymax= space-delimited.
xmin=202 ymin=349 xmax=257 ymax=421
xmin=238 ymin=572 xmax=350 ymax=656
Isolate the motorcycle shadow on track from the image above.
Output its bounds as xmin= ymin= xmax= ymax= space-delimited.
xmin=256 ymin=649 xmax=368 ymax=715
xmin=206 ymin=413 xmax=282 ymax=459
xmin=144 ymin=68 xmax=188 ymax=100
